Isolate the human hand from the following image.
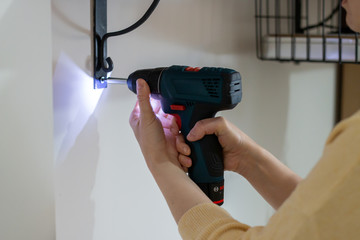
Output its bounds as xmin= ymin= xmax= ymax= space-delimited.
xmin=175 ymin=117 xmax=302 ymax=209
xmin=174 ymin=117 xmax=261 ymax=177
xmin=129 ymin=79 xmax=212 ymax=221
xmin=129 ymin=79 xmax=181 ymax=170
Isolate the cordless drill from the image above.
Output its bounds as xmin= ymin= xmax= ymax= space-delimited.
xmin=126 ymin=65 xmax=242 ymax=205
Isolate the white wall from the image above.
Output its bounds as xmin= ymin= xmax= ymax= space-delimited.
xmin=0 ymin=0 xmax=55 ymax=239
xmin=51 ymin=0 xmax=336 ymax=239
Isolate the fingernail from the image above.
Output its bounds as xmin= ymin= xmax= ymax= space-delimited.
xmin=184 ymin=157 xmax=192 ymax=167
xmin=186 ymin=158 xmax=192 ymax=166
xmin=187 ymin=131 xmax=195 ymax=140
xmin=183 ymin=146 xmax=189 ymax=155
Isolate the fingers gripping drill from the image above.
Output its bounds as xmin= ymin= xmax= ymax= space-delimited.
xmin=118 ymin=65 xmax=242 ymax=205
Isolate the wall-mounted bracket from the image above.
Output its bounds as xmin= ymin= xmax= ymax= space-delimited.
xmin=93 ymin=0 xmax=160 ymax=89
xmin=93 ymin=0 xmax=109 ymax=89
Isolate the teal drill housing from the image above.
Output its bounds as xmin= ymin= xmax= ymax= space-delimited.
xmin=127 ymin=65 xmax=242 ymax=205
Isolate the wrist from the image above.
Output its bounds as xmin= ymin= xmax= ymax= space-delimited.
xmin=236 ymin=145 xmax=302 ymax=209
xmin=144 ymin=153 xmax=181 ymax=175
xmin=240 ymin=146 xmax=272 ymax=181
xmin=233 ymin=140 xmax=264 ymax=179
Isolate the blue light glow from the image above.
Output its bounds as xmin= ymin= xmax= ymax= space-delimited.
xmin=53 ymin=53 xmax=104 ymax=165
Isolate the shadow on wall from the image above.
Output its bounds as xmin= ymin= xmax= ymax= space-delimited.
xmin=51 ymin=1 xmax=90 ymax=37
xmin=53 ymin=53 xmax=104 ymax=239
xmin=51 ymin=1 xmax=94 ymax=77
xmin=54 ymin=115 xmax=99 ymax=240
xmin=0 ymin=0 xmax=12 ymax=22
xmin=106 ymin=0 xmax=255 ymax=56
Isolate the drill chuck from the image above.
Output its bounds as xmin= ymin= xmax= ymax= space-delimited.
xmin=127 ymin=67 xmax=166 ymax=96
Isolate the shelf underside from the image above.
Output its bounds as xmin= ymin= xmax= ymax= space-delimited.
xmin=261 ymin=35 xmax=360 ymax=63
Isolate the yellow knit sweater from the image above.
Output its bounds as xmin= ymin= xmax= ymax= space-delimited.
xmin=178 ymin=111 xmax=360 ymax=240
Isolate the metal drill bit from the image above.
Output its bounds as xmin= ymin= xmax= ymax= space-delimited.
xmin=106 ymin=77 xmax=128 ymax=85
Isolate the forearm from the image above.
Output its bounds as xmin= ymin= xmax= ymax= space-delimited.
xmin=240 ymin=146 xmax=302 ymax=209
xmin=130 ymin=79 xmax=212 ymax=223
xmin=147 ymin=158 xmax=212 ymax=223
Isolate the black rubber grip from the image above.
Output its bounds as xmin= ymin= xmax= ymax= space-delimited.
xmin=199 ymin=135 xmax=224 ymax=177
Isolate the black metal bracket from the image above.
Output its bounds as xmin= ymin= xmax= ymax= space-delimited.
xmin=93 ymin=0 xmax=160 ymax=89
xmin=93 ymin=0 xmax=109 ymax=89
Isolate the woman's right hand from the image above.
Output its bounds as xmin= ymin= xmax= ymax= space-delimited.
xmin=174 ymin=116 xmax=302 ymax=209
xmin=174 ymin=116 xmax=261 ymax=177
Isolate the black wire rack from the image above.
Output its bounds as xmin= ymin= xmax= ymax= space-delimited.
xmin=255 ymin=0 xmax=360 ymax=63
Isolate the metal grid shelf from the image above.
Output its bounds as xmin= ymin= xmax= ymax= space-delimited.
xmin=255 ymin=0 xmax=360 ymax=63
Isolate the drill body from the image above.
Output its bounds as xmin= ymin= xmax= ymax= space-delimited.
xmin=127 ymin=65 xmax=242 ymax=205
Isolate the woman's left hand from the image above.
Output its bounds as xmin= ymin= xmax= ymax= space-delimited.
xmin=129 ymin=79 xmax=181 ymax=170
xmin=129 ymin=79 xmax=212 ymax=223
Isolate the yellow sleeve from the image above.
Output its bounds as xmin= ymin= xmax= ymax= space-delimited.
xmin=179 ymin=110 xmax=360 ymax=240
xmin=178 ymin=203 xmax=258 ymax=240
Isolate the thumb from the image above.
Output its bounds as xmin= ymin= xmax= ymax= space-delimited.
xmin=136 ymin=79 xmax=155 ymax=120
